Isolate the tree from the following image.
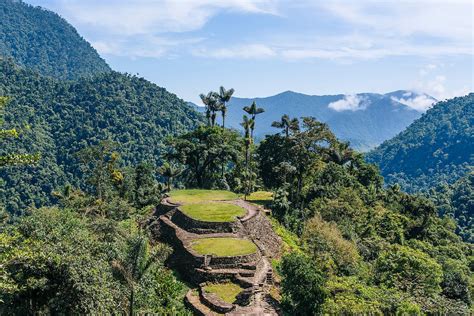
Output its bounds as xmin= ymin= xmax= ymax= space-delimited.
xmin=239 ymin=115 xmax=257 ymax=199
xmin=158 ymin=162 xmax=183 ymax=191
xmin=375 ymin=245 xmax=443 ymax=296
xmin=199 ymin=92 xmax=213 ymax=126
xmin=280 ymin=253 xmax=327 ymax=315
xmin=271 ymin=114 xmax=299 ymax=137
xmin=76 ymin=140 xmax=123 ymax=201
xmin=0 ymin=96 xmax=39 ymax=167
xmin=165 ymin=126 xmax=243 ymax=188
xmin=243 ymin=101 xmax=264 ymax=139
xmin=216 ymin=86 xmax=234 ymax=128
xmin=199 ymin=91 xmax=221 ymax=127
xmin=112 ymin=232 xmax=171 ymax=316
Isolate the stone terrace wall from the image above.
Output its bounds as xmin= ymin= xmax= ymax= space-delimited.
xmin=172 ymin=208 xmax=243 ymax=234
xmin=242 ymin=211 xmax=282 ymax=258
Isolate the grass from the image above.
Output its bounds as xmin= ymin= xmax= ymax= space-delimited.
xmin=244 ymin=191 xmax=273 ymax=206
xmin=191 ymin=237 xmax=257 ymax=257
xmin=180 ymin=202 xmax=245 ymax=222
xmin=203 ymin=282 xmax=243 ymax=304
xmin=169 ymin=189 xmax=238 ymax=204
xmin=270 ymin=217 xmax=302 ymax=254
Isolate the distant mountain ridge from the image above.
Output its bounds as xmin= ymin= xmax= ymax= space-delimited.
xmin=0 ymin=0 xmax=111 ymax=79
xmin=219 ymin=90 xmax=436 ymax=151
xmin=367 ymin=93 xmax=473 ymax=192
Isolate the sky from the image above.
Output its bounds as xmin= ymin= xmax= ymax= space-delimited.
xmin=26 ymin=0 xmax=473 ymax=109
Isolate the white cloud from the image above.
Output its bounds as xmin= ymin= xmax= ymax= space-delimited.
xmin=47 ymin=0 xmax=279 ymax=35
xmin=391 ymin=95 xmax=436 ymax=112
xmin=328 ymin=95 xmax=369 ymax=111
xmin=318 ymin=0 xmax=472 ymax=42
xmin=192 ymin=44 xmax=276 ymax=59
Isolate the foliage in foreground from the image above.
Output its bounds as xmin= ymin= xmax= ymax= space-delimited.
xmin=258 ymin=117 xmax=473 ymax=314
xmin=0 ymin=144 xmax=189 ymax=314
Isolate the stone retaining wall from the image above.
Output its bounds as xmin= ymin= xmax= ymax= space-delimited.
xmin=242 ymin=211 xmax=282 ymax=258
xmin=199 ymin=285 xmax=235 ymax=314
xmin=172 ymin=208 xmax=242 ymax=234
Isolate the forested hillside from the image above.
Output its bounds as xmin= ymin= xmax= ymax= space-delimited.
xmin=0 ymin=0 xmax=110 ymax=79
xmin=367 ymin=94 xmax=473 ymax=192
xmin=430 ymin=172 xmax=474 ymax=243
xmin=225 ymin=90 xmax=431 ymax=151
xmin=0 ymin=58 xmax=203 ymax=214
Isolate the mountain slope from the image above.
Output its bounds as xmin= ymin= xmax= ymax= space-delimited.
xmin=0 ymin=0 xmax=110 ymax=79
xmin=0 ymin=58 xmax=203 ymax=214
xmin=367 ymin=93 xmax=473 ymax=192
xmin=225 ymin=90 xmax=434 ymax=151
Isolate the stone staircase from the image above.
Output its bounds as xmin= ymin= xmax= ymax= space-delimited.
xmin=152 ymin=197 xmax=282 ymax=315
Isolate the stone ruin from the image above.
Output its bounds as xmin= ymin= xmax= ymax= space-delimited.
xmin=149 ymin=194 xmax=283 ymax=315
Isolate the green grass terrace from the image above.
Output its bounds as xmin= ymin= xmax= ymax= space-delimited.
xmin=168 ymin=189 xmax=238 ymax=204
xmin=203 ymin=282 xmax=244 ymax=304
xmin=191 ymin=237 xmax=257 ymax=257
xmin=180 ymin=202 xmax=245 ymax=222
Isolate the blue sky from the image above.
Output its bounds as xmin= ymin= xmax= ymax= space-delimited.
xmin=26 ymin=0 xmax=473 ymax=108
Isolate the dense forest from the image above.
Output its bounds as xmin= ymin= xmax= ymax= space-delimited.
xmin=367 ymin=94 xmax=473 ymax=242
xmin=0 ymin=58 xmax=203 ymax=215
xmin=0 ymin=0 xmax=111 ymax=79
xmin=367 ymin=94 xmax=473 ymax=193
xmin=430 ymin=172 xmax=474 ymax=243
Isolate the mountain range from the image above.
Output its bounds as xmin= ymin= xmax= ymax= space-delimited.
xmin=195 ymin=90 xmax=436 ymax=151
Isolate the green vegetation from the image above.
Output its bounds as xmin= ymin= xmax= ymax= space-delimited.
xmin=190 ymin=238 xmax=257 ymax=257
xmin=367 ymin=94 xmax=473 ymax=193
xmin=254 ymin=115 xmax=472 ymax=314
xmin=0 ymin=59 xmax=203 ymax=215
xmin=0 ymin=144 xmax=189 ymax=314
xmin=203 ymin=282 xmax=243 ymax=303
xmin=169 ymin=189 xmax=238 ymax=204
xmin=0 ymin=96 xmax=39 ymax=166
xmin=245 ymin=190 xmax=273 ymax=206
xmin=430 ymin=172 xmax=474 ymax=242
xmin=180 ymin=202 xmax=245 ymax=222
xmin=0 ymin=0 xmax=110 ymax=79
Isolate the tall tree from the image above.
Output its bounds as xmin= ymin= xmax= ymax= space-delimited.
xmin=199 ymin=92 xmax=213 ymax=126
xmin=239 ymin=115 xmax=257 ymax=199
xmin=271 ymin=114 xmax=300 ymax=137
xmin=243 ymin=101 xmax=265 ymax=139
xmin=216 ymin=86 xmax=235 ymax=128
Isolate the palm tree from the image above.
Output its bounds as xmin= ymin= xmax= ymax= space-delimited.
xmin=199 ymin=92 xmax=213 ymax=126
xmin=217 ymin=86 xmax=235 ymax=128
xmin=112 ymin=233 xmax=169 ymax=316
xmin=240 ymin=115 xmax=255 ymax=200
xmin=157 ymin=162 xmax=183 ymax=191
xmin=243 ymin=101 xmax=264 ymax=139
xmin=271 ymin=114 xmax=300 ymax=137
xmin=326 ymin=142 xmax=355 ymax=165
xmin=240 ymin=115 xmax=254 ymax=169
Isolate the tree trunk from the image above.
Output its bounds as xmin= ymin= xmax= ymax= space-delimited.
xmin=129 ymin=288 xmax=134 ymax=316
